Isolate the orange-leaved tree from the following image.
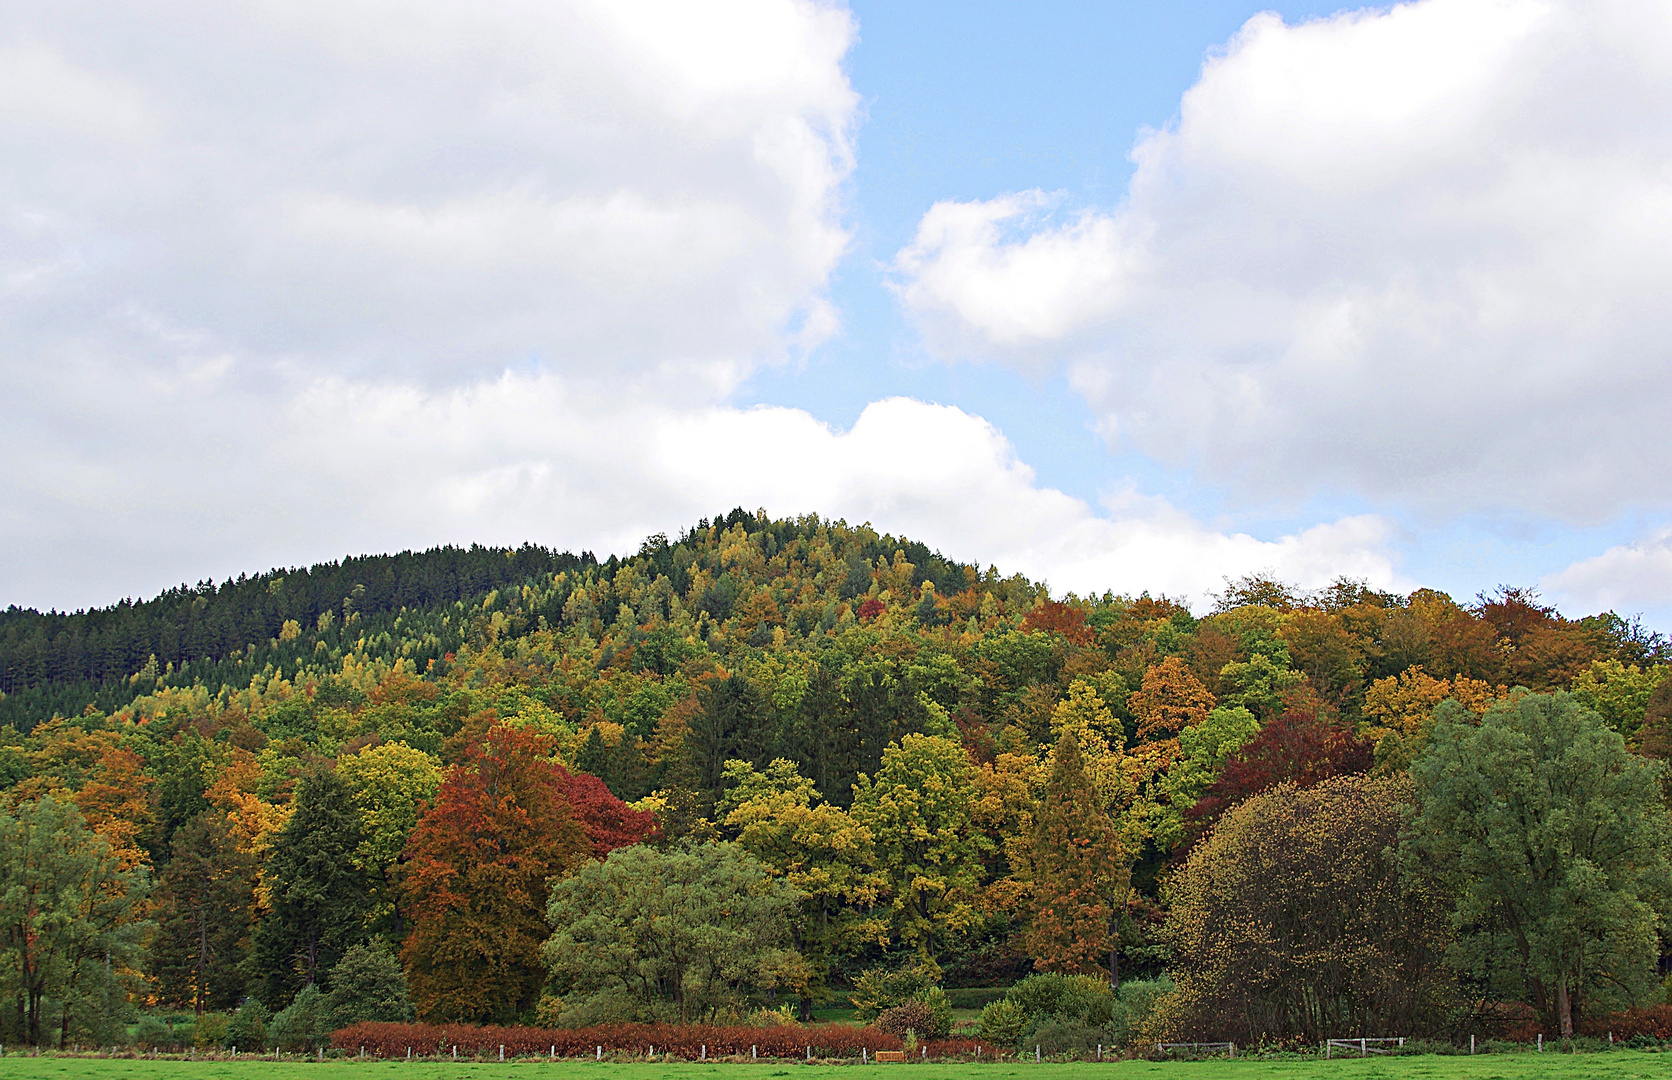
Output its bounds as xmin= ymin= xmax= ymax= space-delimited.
xmin=1128 ymin=657 xmax=1215 ymax=741
xmin=399 ymin=723 xmax=591 ymax=1022
xmin=1024 ymin=732 xmax=1128 ymax=981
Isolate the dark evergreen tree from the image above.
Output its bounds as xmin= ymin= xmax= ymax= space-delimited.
xmin=151 ymin=811 xmax=258 ymax=1012
xmin=683 ymin=673 xmax=773 ymax=807
xmin=574 ymin=726 xmax=609 ymax=779
xmin=252 ymin=769 xmax=371 ymax=1005
xmin=324 ymin=941 xmax=412 ymax=1027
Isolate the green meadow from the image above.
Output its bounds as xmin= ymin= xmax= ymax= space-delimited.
xmin=0 ymin=1055 xmax=1668 ymax=1080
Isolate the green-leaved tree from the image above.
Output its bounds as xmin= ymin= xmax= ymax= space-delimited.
xmin=543 ymin=842 xmax=806 ymax=1024
xmin=1412 ymin=692 xmax=1672 ymax=1036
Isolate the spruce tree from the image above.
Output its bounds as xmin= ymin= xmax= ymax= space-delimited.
xmin=151 ymin=810 xmax=257 ymax=1012
xmin=252 ymin=769 xmax=371 ymax=1005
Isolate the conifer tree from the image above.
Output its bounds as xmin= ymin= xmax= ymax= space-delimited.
xmin=252 ymin=768 xmax=372 ymax=1005
xmin=152 ymin=810 xmax=257 ymax=1012
xmin=1024 ymin=732 xmax=1127 ymax=982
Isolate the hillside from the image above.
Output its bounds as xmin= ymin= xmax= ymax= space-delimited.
xmin=2 ymin=510 xmax=1670 ymax=1040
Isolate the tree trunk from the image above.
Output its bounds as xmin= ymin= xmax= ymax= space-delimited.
xmin=1108 ymin=899 xmax=1122 ymax=989
xmin=1557 ymin=981 xmax=1573 ymax=1039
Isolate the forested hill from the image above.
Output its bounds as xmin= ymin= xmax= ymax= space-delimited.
xmin=0 ymin=509 xmax=975 ymax=731
xmin=0 ymin=542 xmax=593 ymax=729
xmin=6 ymin=509 xmax=1672 ymax=1033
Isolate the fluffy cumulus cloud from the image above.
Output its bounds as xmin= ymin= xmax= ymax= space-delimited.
xmin=6 ymin=367 xmax=1398 ymax=609
xmin=0 ymin=0 xmax=1403 ymax=611
xmin=1545 ymin=529 xmax=1672 ymax=614
xmin=892 ymin=0 xmax=1672 ymax=521
xmin=0 ymin=0 xmax=857 ymax=388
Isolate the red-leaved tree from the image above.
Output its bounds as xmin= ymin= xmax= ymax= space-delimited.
xmin=399 ymin=724 xmax=592 ymax=1023
xmin=551 ymin=763 xmax=657 ymax=856
xmin=1183 ymin=709 xmax=1371 ymax=842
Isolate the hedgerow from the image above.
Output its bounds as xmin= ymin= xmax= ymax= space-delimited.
xmin=331 ymin=1021 xmax=902 ymax=1058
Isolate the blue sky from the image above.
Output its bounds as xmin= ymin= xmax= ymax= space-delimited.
xmin=3 ymin=0 xmax=1671 ymax=624
xmin=740 ymin=0 xmax=1666 ymax=616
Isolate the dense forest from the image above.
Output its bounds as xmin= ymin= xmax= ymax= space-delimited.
xmin=3 ymin=510 xmax=1670 ymax=1052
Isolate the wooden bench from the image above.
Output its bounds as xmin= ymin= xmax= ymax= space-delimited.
xmin=874 ymin=1051 xmax=906 ymax=1063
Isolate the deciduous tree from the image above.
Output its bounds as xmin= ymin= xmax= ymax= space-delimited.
xmin=0 ymin=797 xmax=150 ymax=1047
xmin=1163 ymin=775 xmax=1451 ymax=1043
xmin=1411 ymin=693 xmax=1672 ymax=1037
xmin=543 ymin=841 xmax=806 ymax=1024
xmin=399 ymin=724 xmax=590 ymax=1022
xmin=850 ymin=734 xmax=985 ymax=961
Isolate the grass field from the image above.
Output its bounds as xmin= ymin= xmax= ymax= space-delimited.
xmin=0 ymin=1055 xmax=1667 ymax=1080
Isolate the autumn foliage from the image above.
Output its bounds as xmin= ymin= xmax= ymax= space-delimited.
xmin=550 ymin=763 xmax=657 ymax=856
xmin=399 ymin=724 xmax=593 ymax=1023
xmin=1184 ymin=709 xmax=1372 ymax=840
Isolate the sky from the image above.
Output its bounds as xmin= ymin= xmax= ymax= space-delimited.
xmin=4 ymin=0 xmax=1672 ymax=626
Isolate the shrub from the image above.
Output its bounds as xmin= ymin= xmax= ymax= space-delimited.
xmin=1580 ymin=1005 xmax=1672 ymax=1040
xmin=876 ymin=1002 xmax=933 ymax=1038
xmin=977 ymin=999 xmax=1028 ymax=1049
xmin=268 ymin=984 xmax=333 ymax=1051
xmin=134 ymin=1016 xmax=172 ymax=1050
xmin=1109 ymin=977 xmax=1173 ymax=1046
xmin=194 ymin=1013 xmax=230 ymax=1049
xmin=326 ymin=942 xmax=413 ymax=1028
xmin=225 ymin=998 xmax=269 ymax=1051
xmin=849 ymin=963 xmax=939 ymax=1021
xmin=745 ymin=1005 xmax=797 ymax=1027
xmin=1006 ymin=973 xmax=1071 ymax=1024
xmin=1002 ymin=972 xmax=1116 ymax=1038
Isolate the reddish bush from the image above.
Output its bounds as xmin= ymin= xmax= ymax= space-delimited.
xmin=1580 ymin=1005 xmax=1672 ymax=1040
xmin=331 ymin=1021 xmax=901 ymax=1059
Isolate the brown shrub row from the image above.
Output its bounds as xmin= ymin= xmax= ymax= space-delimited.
xmin=331 ymin=1021 xmax=903 ymax=1059
xmin=1580 ymin=1006 xmax=1672 ymax=1040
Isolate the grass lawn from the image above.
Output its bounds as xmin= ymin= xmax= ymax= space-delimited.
xmin=0 ymin=1055 xmax=1667 ymax=1080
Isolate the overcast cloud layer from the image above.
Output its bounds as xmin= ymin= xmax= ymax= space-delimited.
xmin=894 ymin=0 xmax=1672 ymax=527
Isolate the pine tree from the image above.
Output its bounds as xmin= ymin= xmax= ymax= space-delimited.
xmin=1024 ymin=732 xmax=1128 ymax=982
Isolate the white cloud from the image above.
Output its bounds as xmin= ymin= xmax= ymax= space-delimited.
xmin=891 ymin=0 xmax=1672 ymax=521
xmin=0 ymin=347 xmax=1401 ymax=610
xmin=0 ymin=0 xmax=857 ymax=391
xmin=1544 ymin=529 xmax=1672 ymax=613
xmin=0 ymin=0 xmax=1405 ymax=612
